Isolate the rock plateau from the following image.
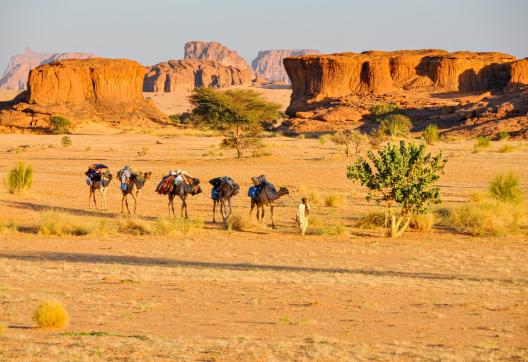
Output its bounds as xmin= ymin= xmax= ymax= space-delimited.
xmin=0 ymin=47 xmax=95 ymax=90
xmin=184 ymin=41 xmax=251 ymax=70
xmin=0 ymin=58 xmax=166 ymax=133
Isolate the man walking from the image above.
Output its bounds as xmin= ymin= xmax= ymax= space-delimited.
xmin=296 ymin=197 xmax=310 ymax=236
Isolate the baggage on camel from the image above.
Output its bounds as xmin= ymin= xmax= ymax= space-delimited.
xmin=85 ymin=164 xmax=109 ymax=185
xmin=209 ymin=176 xmax=234 ymax=200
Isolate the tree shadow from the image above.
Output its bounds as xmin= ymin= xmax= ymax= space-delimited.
xmin=1 ymin=251 xmax=525 ymax=285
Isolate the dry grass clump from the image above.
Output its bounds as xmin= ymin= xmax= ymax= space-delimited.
xmin=409 ymin=213 xmax=435 ymax=232
xmin=37 ymin=210 xmax=116 ymax=236
xmin=498 ymin=144 xmax=518 ymax=153
xmin=4 ymin=161 xmax=33 ymax=194
xmin=33 ymin=300 xmax=68 ymax=328
xmin=444 ymin=199 xmax=527 ymax=236
xmin=0 ymin=219 xmax=17 ymax=233
xmin=227 ymin=214 xmax=253 ymax=232
xmin=308 ymin=217 xmax=346 ymax=236
xmin=356 ymin=211 xmax=386 ymax=229
xmin=117 ymin=217 xmax=152 ymax=235
xmin=324 ymin=194 xmax=344 ymax=208
xmin=154 ymin=217 xmax=203 ymax=235
xmin=489 ymin=172 xmax=523 ymax=203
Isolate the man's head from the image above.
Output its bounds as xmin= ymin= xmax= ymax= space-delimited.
xmin=301 ymin=197 xmax=307 ymax=204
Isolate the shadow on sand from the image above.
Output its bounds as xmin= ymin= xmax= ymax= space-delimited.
xmin=0 ymin=251 xmax=525 ymax=285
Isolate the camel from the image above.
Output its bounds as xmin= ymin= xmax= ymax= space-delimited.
xmin=87 ymin=170 xmax=113 ymax=210
xmin=212 ymin=179 xmax=240 ymax=223
xmin=168 ymin=178 xmax=202 ymax=218
xmin=250 ymin=181 xmax=289 ymax=228
xmin=117 ymin=169 xmax=152 ymax=215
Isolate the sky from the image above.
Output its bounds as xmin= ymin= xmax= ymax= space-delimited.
xmin=1 ymin=0 xmax=527 ymax=71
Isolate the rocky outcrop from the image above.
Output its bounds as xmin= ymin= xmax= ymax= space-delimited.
xmin=509 ymin=58 xmax=528 ymax=87
xmin=184 ymin=41 xmax=251 ymax=70
xmin=0 ymin=47 xmax=95 ymax=90
xmin=284 ymin=50 xmax=521 ymax=116
xmin=143 ymin=59 xmax=254 ymax=92
xmin=251 ymin=49 xmax=320 ymax=83
xmin=0 ymin=58 xmax=166 ymax=133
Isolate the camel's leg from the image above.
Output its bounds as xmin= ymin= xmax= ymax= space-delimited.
xmin=131 ymin=190 xmax=139 ymax=215
xmin=226 ymin=197 xmax=233 ymax=221
xmin=220 ymin=198 xmax=226 ymax=223
xmin=270 ymin=204 xmax=275 ymax=229
xmin=121 ymin=193 xmax=126 ymax=214
xmin=124 ymin=196 xmax=131 ymax=215
xmin=89 ymin=189 xmax=93 ymax=209
xmin=180 ymin=195 xmax=188 ymax=219
xmin=260 ymin=205 xmax=265 ymax=223
xmin=250 ymin=199 xmax=256 ymax=217
xmin=168 ymin=195 xmax=175 ymax=218
xmin=99 ymin=188 xmax=106 ymax=210
xmin=212 ymin=199 xmax=217 ymax=223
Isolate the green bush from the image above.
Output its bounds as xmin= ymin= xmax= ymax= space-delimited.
xmin=424 ymin=124 xmax=439 ymax=145
xmin=370 ymin=103 xmax=402 ymax=120
xmin=347 ymin=141 xmax=447 ymax=237
xmin=379 ymin=114 xmax=412 ymax=138
xmin=319 ymin=134 xmax=330 ymax=145
xmin=474 ymin=136 xmax=491 ymax=149
xmin=50 ymin=116 xmax=71 ymax=134
xmin=5 ymin=161 xmax=33 ymax=194
xmin=498 ymin=131 xmax=510 ymax=141
xmin=61 ymin=136 xmax=72 ymax=147
xmin=489 ymin=173 xmax=523 ymax=203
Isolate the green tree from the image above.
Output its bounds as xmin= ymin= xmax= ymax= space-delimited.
xmin=347 ymin=141 xmax=447 ymax=237
xmin=331 ymin=129 xmax=365 ymax=157
xmin=188 ymin=88 xmax=281 ymax=158
xmin=50 ymin=116 xmax=71 ymax=134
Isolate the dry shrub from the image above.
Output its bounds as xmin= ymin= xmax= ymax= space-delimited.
xmin=446 ymin=199 xmax=527 ymax=236
xmin=33 ymin=300 xmax=68 ymax=328
xmin=154 ymin=217 xmax=203 ymax=235
xmin=308 ymin=216 xmax=346 ymax=236
xmin=0 ymin=219 xmax=17 ymax=233
xmin=498 ymin=144 xmax=517 ymax=153
xmin=324 ymin=194 xmax=344 ymax=208
xmin=5 ymin=161 xmax=33 ymax=194
xmin=227 ymin=214 xmax=251 ymax=231
xmin=409 ymin=213 xmax=435 ymax=232
xmin=37 ymin=211 xmax=116 ymax=236
xmin=117 ymin=217 xmax=152 ymax=235
xmin=356 ymin=211 xmax=386 ymax=229
xmin=489 ymin=172 xmax=523 ymax=203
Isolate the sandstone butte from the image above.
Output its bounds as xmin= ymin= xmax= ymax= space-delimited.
xmin=252 ymin=49 xmax=320 ymax=83
xmin=0 ymin=47 xmax=96 ymax=90
xmin=184 ymin=40 xmax=251 ymax=70
xmin=284 ymin=50 xmax=528 ymax=116
xmin=0 ymin=58 xmax=166 ymax=133
xmin=143 ymin=59 xmax=254 ymax=92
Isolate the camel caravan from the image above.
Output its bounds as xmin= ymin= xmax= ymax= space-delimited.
xmin=84 ymin=164 xmax=291 ymax=228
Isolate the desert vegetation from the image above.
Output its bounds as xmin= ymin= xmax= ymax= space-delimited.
xmin=347 ymin=141 xmax=447 ymax=237
xmin=4 ymin=161 xmax=33 ymax=194
xmin=50 ymin=115 xmax=71 ymax=134
xmin=33 ymin=300 xmax=69 ymax=328
xmin=188 ymin=88 xmax=281 ymax=158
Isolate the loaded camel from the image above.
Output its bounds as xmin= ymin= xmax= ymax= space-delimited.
xmin=211 ymin=177 xmax=240 ymax=223
xmin=117 ymin=168 xmax=152 ymax=215
xmin=250 ymin=177 xmax=289 ymax=228
xmin=166 ymin=172 xmax=202 ymax=218
xmin=86 ymin=165 xmax=113 ymax=210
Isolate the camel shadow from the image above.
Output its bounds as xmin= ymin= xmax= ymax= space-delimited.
xmin=0 ymin=251 xmax=525 ymax=285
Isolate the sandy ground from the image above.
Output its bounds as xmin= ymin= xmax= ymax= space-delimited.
xmin=0 ymin=129 xmax=527 ymax=361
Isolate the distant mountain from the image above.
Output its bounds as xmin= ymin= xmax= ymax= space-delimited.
xmin=252 ymin=49 xmax=321 ymax=83
xmin=0 ymin=47 xmax=96 ymax=90
xmin=184 ymin=41 xmax=251 ymax=70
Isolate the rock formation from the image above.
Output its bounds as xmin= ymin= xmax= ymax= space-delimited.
xmin=284 ymin=50 xmax=521 ymax=116
xmin=280 ymin=50 xmax=528 ymax=137
xmin=0 ymin=47 xmax=95 ymax=90
xmin=252 ymin=49 xmax=320 ymax=83
xmin=143 ymin=59 xmax=254 ymax=92
xmin=0 ymin=58 xmax=166 ymax=133
xmin=184 ymin=41 xmax=251 ymax=70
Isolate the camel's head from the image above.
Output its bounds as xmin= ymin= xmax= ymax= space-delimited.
xmin=278 ymin=187 xmax=289 ymax=196
xmin=190 ymin=178 xmax=202 ymax=195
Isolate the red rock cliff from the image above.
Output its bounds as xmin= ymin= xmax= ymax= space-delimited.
xmin=0 ymin=58 xmax=166 ymax=132
xmin=144 ymin=59 xmax=254 ymax=92
xmin=284 ymin=50 xmax=520 ymax=115
xmin=184 ymin=41 xmax=251 ymax=70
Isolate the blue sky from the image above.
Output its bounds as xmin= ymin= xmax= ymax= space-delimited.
xmin=1 ymin=0 xmax=526 ymax=70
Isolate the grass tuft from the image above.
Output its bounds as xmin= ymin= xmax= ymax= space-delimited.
xmin=227 ymin=214 xmax=251 ymax=232
xmin=356 ymin=211 xmax=386 ymax=229
xmin=153 ymin=217 xmax=203 ymax=235
xmin=423 ymin=124 xmax=439 ymax=145
xmin=409 ymin=213 xmax=435 ymax=232
xmin=33 ymin=300 xmax=68 ymax=328
xmin=5 ymin=161 xmax=33 ymax=194
xmin=324 ymin=194 xmax=344 ymax=208
xmin=489 ymin=172 xmax=523 ymax=203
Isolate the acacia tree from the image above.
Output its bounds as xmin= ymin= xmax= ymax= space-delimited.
xmin=331 ymin=130 xmax=365 ymax=157
xmin=347 ymin=141 xmax=447 ymax=237
xmin=188 ymin=88 xmax=281 ymax=158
